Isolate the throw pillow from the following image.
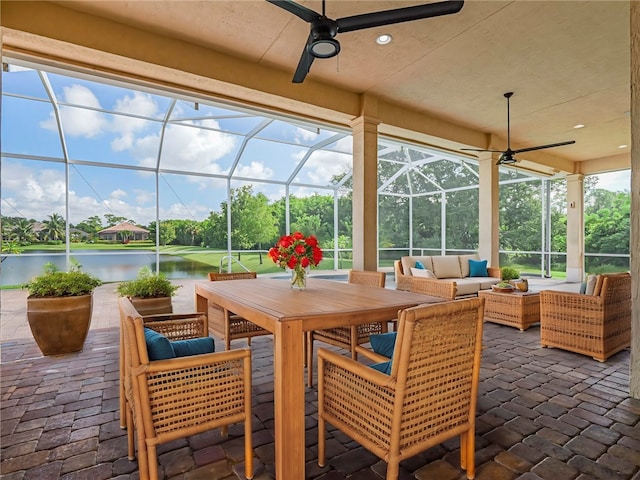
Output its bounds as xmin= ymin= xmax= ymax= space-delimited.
xmin=585 ymin=274 xmax=597 ymax=295
xmin=171 ymin=337 xmax=215 ymax=357
xmin=411 ymin=268 xmax=436 ymax=278
xmin=459 ymin=254 xmax=480 ymax=277
xmin=469 ymin=259 xmax=488 ymax=277
xmin=414 ymin=260 xmax=426 ymax=269
xmin=144 ymin=328 xmax=176 ymax=361
xmin=369 ymin=332 xmax=397 ymax=358
xmin=369 ymin=361 xmax=392 ymax=375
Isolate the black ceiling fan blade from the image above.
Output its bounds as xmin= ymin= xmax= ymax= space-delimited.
xmin=267 ymin=0 xmax=319 ymax=23
xmin=460 ymin=148 xmax=504 ymax=153
xmin=513 ymin=140 xmax=575 ymax=155
xmin=292 ymin=34 xmax=316 ymax=83
xmin=336 ymin=0 xmax=464 ymax=33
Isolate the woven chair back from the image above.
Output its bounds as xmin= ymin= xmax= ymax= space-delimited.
xmin=348 ymin=270 xmax=386 ymax=288
xmin=391 ymin=297 xmax=484 ymax=452
xmin=208 ymin=271 xmax=257 ymax=281
xmin=598 ymin=272 xmax=631 ymax=301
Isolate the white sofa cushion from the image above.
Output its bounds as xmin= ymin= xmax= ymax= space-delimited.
xmin=478 ymin=277 xmax=502 ymax=289
xmin=459 ymin=254 xmax=480 ymax=277
xmin=432 ymin=256 xmax=462 ymax=278
xmin=411 ymin=268 xmax=436 ymax=278
xmin=454 ymin=278 xmax=482 ymax=296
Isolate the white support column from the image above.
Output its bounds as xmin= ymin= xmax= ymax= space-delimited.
xmin=478 ymin=153 xmax=500 ymax=268
xmin=629 ymin=1 xmax=639 ymax=399
xmin=351 ymin=114 xmax=380 ymax=271
xmin=566 ymin=174 xmax=585 ymax=282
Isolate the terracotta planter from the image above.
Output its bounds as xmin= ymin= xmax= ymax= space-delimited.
xmin=129 ymin=296 xmax=173 ymax=316
xmin=27 ymin=294 xmax=93 ymax=356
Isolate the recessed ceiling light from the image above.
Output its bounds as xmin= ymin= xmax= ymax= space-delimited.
xmin=573 ymin=124 xmax=585 ymax=129
xmin=376 ymin=34 xmax=392 ymax=45
xmin=618 ymin=144 xmax=628 ymax=149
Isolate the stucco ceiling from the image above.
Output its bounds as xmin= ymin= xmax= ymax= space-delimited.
xmin=51 ymin=0 xmax=631 ymax=171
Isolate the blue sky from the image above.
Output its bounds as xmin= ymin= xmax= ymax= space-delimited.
xmin=1 ymin=65 xmax=631 ymax=227
xmin=1 ymin=65 xmax=353 ymax=226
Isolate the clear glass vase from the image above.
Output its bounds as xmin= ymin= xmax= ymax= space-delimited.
xmin=290 ymin=266 xmax=309 ymax=290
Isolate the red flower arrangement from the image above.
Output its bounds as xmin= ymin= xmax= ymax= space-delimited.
xmin=268 ymin=232 xmax=323 ymax=289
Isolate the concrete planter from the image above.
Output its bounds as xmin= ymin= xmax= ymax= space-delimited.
xmin=27 ymin=294 xmax=93 ymax=356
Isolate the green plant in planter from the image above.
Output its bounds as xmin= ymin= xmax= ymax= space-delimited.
xmin=500 ymin=266 xmax=520 ymax=282
xmin=24 ymin=260 xmax=102 ymax=356
xmin=24 ymin=261 xmax=102 ymax=297
xmin=116 ymin=266 xmax=180 ymax=298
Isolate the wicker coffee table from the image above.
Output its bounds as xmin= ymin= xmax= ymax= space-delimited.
xmin=478 ymin=289 xmax=540 ymax=331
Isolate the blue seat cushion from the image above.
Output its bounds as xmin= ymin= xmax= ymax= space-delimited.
xmin=369 ymin=361 xmax=392 ymax=375
xmin=144 ymin=328 xmax=176 ymax=360
xmin=171 ymin=337 xmax=215 ymax=357
xmin=144 ymin=328 xmax=215 ymax=360
xmin=469 ymin=259 xmax=488 ymax=277
xmin=369 ymin=331 xmax=397 ymax=358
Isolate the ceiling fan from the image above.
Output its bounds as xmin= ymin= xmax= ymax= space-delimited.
xmin=267 ymin=0 xmax=465 ymax=83
xmin=462 ymin=92 xmax=575 ymax=165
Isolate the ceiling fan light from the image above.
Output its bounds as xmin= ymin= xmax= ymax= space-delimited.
xmin=309 ymin=37 xmax=340 ymax=58
xmin=498 ymin=153 xmax=516 ymax=165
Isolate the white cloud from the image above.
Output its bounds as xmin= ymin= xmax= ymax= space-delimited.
xmin=110 ymin=92 xmax=160 ymax=151
xmin=1 ymin=161 xmax=103 ymax=223
xmin=295 ymin=126 xmax=320 ymax=143
xmin=110 ymin=189 xmax=128 ymax=200
xmin=235 ymin=161 xmax=274 ymax=180
xmin=297 ymin=149 xmax=352 ymax=185
xmin=40 ymin=84 xmax=108 ymax=137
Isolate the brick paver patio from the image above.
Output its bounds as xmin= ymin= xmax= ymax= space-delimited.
xmin=1 ymin=279 xmax=638 ymax=479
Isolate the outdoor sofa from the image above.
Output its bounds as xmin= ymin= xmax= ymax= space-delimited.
xmin=394 ymin=254 xmax=501 ymax=299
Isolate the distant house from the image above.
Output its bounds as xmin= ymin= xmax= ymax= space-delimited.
xmin=97 ymin=222 xmax=149 ymax=242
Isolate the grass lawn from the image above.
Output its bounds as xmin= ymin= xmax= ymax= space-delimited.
xmin=8 ymin=243 xmax=357 ymax=279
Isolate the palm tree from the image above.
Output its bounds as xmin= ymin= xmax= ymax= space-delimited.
xmin=11 ymin=219 xmax=35 ymax=244
xmin=42 ymin=213 xmax=66 ymax=242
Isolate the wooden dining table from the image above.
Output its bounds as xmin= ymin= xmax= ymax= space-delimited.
xmin=195 ymin=276 xmax=443 ymax=479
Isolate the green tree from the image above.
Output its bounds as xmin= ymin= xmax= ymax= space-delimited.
xmin=75 ymin=216 xmax=103 ymax=237
xmin=226 ymin=186 xmax=278 ymax=261
xmin=585 ymin=190 xmax=630 ymax=262
xmin=104 ymin=214 xmax=129 ymax=227
xmin=11 ymin=218 xmax=35 ymax=245
xmin=172 ymin=219 xmax=202 ymax=246
xmin=499 ymin=178 xmax=543 ymax=267
xmin=148 ymin=221 xmax=176 ymax=246
xmin=42 ymin=213 xmax=66 ymax=242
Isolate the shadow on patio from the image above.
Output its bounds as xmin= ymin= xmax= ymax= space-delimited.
xmin=1 ymin=279 xmax=638 ymax=479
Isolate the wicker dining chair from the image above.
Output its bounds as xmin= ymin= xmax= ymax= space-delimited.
xmin=540 ymin=272 xmax=631 ymax=361
xmin=306 ymin=270 xmax=387 ymax=387
xmin=207 ymin=271 xmax=271 ymax=349
xmin=118 ymin=302 xmax=207 ymax=429
xmin=119 ymin=296 xmax=253 ymax=480
xmin=318 ymin=297 xmax=485 ymax=480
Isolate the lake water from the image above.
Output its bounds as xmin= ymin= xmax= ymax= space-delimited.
xmin=0 ymin=250 xmax=214 ymax=286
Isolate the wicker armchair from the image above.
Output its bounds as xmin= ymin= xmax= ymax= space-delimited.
xmin=318 ymin=298 xmax=484 ymax=480
xmin=119 ymin=297 xmax=253 ymax=480
xmin=306 ymin=270 xmax=387 ymax=387
xmin=207 ymin=271 xmax=270 ymax=349
xmin=540 ymin=272 xmax=631 ymax=361
xmin=119 ymin=304 xmax=206 ymax=429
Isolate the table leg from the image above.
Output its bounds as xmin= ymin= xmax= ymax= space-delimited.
xmin=195 ymin=292 xmax=207 ymax=314
xmin=273 ymin=320 xmax=305 ymax=479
